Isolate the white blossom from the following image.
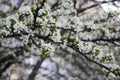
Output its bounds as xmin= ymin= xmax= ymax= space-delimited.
xmin=50 ymin=30 xmax=61 ymax=42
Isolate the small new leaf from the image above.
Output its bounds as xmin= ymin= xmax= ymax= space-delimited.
xmin=51 ymin=23 xmax=56 ymax=31
xmin=41 ymin=49 xmax=48 ymax=58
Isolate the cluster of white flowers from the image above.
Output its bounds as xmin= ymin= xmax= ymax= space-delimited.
xmin=2 ymin=6 xmax=33 ymax=36
xmin=6 ymin=14 xmax=18 ymax=26
xmin=77 ymin=41 xmax=93 ymax=53
xmin=18 ymin=6 xmax=33 ymax=24
xmin=0 ymin=0 xmax=120 ymax=78
xmin=50 ymin=29 xmax=61 ymax=42
xmin=40 ymin=40 xmax=55 ymax=56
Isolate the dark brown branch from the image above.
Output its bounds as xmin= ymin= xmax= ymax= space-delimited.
xmin=0 ymin=47 xmax=24 ymax=65
xmin=77 ymin=0 xmax=120 ymax=13
xmin=81 ymin=37 xmax=120 ymax=46
xmin=82 ymin=37 xmax=120 ymax=42
xmin=32 ymin=0 xmax=46 ymax=29
xmin=27 ymin=58 xmax=45 ymax=80
xmin=0 ymin=61 xmax=14 ymax=76
xmin=29 ymin=34 xmax=120 ymax=76
xmin=65 ymin=34 xmax=120 ymax=75
xmin=0 ymin=55 xmax=14 ymax=66
xmin=68 ymin=45 xmax=111 ymax=72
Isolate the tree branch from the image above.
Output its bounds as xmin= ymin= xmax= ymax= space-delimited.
xmin=32 ymin=0 xmax=46 ymax=29
xmin=77 ymin=0 xmax=120 ymax=13
xmin=27 ymin=57 xmax=45 ymax=80
xmin=81 ymin=37 xmax=120 ymax=46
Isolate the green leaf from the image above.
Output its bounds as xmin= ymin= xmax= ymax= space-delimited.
xmin=5 ymin=27 xmax=10 ymax=31
xmin=94 ymin=49 xmax=100 ymax=56
xmin=10 ymin=19 xmax=16 ymax=28
xmin=112 ymin=68 xmax=120 ymax=76
xmin=41 ymin=49 xmax=47 ymax=58
xmin=24 ymin=45 xmax=30 ymax=52
xmin=72 ymin=40 xmax=79 ymax=45
xmin=100 ymin=19 xmax=106 ymax=23
xmin=100 ymin=55 xmax=113 ymax=62
xmin=51 ymin=22 xmax=56 ymax=31
xmin=92 ymin=45 xmax=96 ymax=50
xmin=61 ymin=36 xmax=68 ymax=41
xmin=42 ymin=12 xmax=48 ymax=16
xmin=94 ymin=20 xmax=99 ymax=23
xmin=95 ymin=49 xmax=100 ymax=53
xmin=31 ymin=7 xmax=35 ymax=12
